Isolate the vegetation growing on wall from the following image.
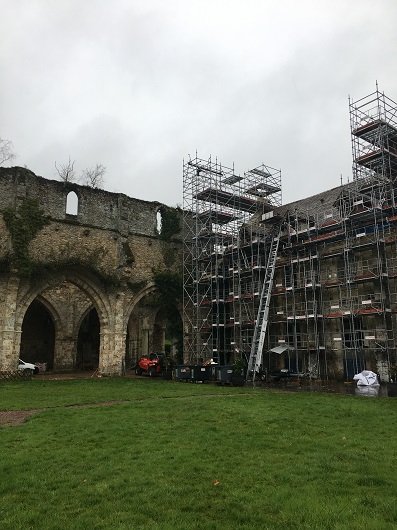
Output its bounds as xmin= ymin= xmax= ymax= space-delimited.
xmin=153 ymin=270 xmax=182 ymax=304
xmin=153 ymin=269 xmax=183 ymax=359
xmin=3 ymin=199 xmax=49 ymax=276
xmin=159 ymin=206 xmax=181 ymax=241
xmin=157 ymin=206 xmax=182 ymax=268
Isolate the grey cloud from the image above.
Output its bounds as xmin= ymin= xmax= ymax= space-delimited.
xmin=1 ymin=0 xmax=397 ymax=207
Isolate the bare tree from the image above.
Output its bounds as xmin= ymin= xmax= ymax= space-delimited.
xmin=55 ymin=156 xmax=76 ymax=182
xmin=81 ymin=163 xmax=106 ymax=188
xmin=0 ymin=137 xmax=16 ymax=166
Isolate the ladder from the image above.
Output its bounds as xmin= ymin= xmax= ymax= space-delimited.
xmin=246 ymin=228 xmax=281 ymax=381
xmin=240 ymin=249 xmax=250 ymax=269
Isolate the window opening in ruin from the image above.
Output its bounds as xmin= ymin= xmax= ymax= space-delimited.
xmin=156 ymin=210 xmax=162 ymax=233
xmin=66 ymin=191 xmax=79 ymax=216
xmin=20 ymin=299 xmax=55 ymax=369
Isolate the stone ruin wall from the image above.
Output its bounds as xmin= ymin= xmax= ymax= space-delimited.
xmin=0 ymin=167 xmax=183 ymax=374
xmin=0 ymin=167 xmax=181 ymax=280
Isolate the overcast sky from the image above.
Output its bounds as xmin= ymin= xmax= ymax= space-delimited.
xmin=1 ymin=0 xmax=397 ymax=206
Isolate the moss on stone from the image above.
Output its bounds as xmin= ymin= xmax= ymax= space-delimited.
xmin=3 ymin=199 xmax=49 ymax=276
xmin=153 ymin=270 xmax=182 ymax=304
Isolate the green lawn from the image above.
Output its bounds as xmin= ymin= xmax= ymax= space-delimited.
xmin=0 ymin=379 xmax=396 ymax=529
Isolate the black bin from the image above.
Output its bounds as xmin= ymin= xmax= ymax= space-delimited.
xmin=175 ymin=365 xmax=193 ymax=382
xmin=192 ymin=365 xmax=212 ymax=383
xmin=217 ymin=365 xmax=234 ymax=385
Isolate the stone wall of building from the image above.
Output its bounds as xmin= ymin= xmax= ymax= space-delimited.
xmin=0 ymin=167 xmax=183 ymax=374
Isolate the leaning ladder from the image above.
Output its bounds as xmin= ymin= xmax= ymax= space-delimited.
xmin=246 ymin=228 xmax=281 ymax=381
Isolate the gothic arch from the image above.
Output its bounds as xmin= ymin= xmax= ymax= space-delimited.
xmin=66 ymin=190 xmax=79 ymax=216
xmin=124 ymin=282 xmax=183 ymax=364
xmin=75 ymin=306 xmax=100 ymax=370
xmin=14 ymin=269 xmax=112 ymax=371
xmin=124 ymin=283 xmax=183 ymax=330
xmin=75 ymin=302 xmax=98 ymax=335
xmin=19 ymin=296 xmax=58 ymax=368
xmin=35 ymin=294 xmax=62 ymax=333
xmin=15 ymin=270 xmax=110 ymax=332
xmin=123 ymin=282 xmax=158 ymax=330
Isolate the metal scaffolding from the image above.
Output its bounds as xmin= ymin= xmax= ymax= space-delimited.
xmin=350 ymin=85 xmax=397 ymax=185
xmin=183 ymin=87 xmax=397 ymax=382
xmin=182 ymin=154 xmax=281 ymax=365
xmin=262 ymin=87 xmax=397 ymax=380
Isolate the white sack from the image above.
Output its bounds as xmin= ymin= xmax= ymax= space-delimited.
xmin=353 ymin=370 xmax=379 ymax=386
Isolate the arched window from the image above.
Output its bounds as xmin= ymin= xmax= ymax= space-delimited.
xmin=66 ymin=191 xmax=78 ymax=216
xmin=156 ymin=210 xmax=162 ymax=234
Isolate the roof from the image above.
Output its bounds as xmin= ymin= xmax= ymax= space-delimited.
xmin=248 ymin=176 xmax=388 ymax=227
xmin=274 ymin=182 xmax=355 ymax=218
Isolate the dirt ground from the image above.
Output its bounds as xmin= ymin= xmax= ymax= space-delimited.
xmin=0 ymin=399 xmax=129 ymax=427
xmin=34 ymin=370 xmax=137 ymax=381
xmin=0 ymin=410 xmax=39 ymax=427
xmin=0 ymin=370 xmax=148 ymax=427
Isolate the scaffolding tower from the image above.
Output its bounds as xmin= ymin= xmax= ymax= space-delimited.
xmin=183 ymin=154 xmax=281 ymax=365
xmin=345 ymin=86 xmax=397 ymax=379
xmin=350 ymin=85 xmax=397 ymax=185
xmin=258 ymin=86 xmax=397 ymax=381
xmin=183 ymin=88 xmax=397 ymax=382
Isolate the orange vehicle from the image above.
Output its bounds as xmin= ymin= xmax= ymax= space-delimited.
xmin=135 ymin=352 xmax=165 ymax=377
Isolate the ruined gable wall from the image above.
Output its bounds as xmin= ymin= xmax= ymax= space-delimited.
xmin=0 ymin=167 xmax=183 ymax=373
xmin=0 ymin=167 xmax=161 ymax=235
xmin=0 ymin=167 xmax=182 ymax=285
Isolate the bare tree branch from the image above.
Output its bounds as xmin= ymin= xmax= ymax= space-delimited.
xmin=55 ymin=157 xmax=76 ymax=182
xmin=81 ymin=163 xmax=106 ymax=188
xmin=0 ymin=138 xmax=16 ymax=166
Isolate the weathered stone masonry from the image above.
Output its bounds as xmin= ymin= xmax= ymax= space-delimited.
xmin=0 ymin=167 xmax=183 ymax=375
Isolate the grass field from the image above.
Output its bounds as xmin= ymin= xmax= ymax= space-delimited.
xmin=0 ymin=378 xmax=396 ymax=529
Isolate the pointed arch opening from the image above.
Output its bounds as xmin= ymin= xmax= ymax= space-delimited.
xmin=20 ymin=299 xmax=56 ymax=369
xmin=76 ymin=307 xmax=100 ymax=370
xmin=66 ymin=191 xmax=79 ymax=216
xmin=125 ymin=290 xmax=183 ymax=370
xmin=16 ymin=271 xmax=110 ymax=372
xmin=153 ymin=306 xmax=183 ymax=361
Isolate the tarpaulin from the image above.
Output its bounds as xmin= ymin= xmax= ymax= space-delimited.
xmin=353 ymin=370 xmax=379 ymax=386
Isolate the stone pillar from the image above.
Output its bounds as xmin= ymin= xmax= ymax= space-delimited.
xmin=0 ymin=274 xmax=21 ymax=371
xmin=53 ymin=306 xmax=78 ymax=370
xmin=99 ymin=330 xmax=126 ymax=375
xmin=99 ymin=292 xmax=127 ymax=375
xmin=54 ymin=337 xmax=76 ymax=370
